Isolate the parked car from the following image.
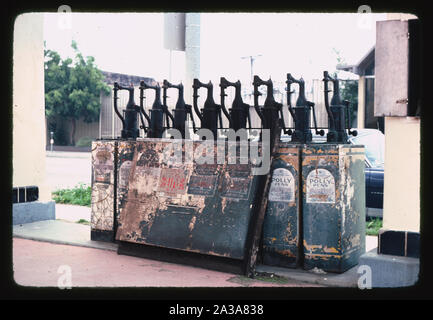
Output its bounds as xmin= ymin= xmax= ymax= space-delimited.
xmin=280 ymin=128 xmax=384 ymax=218
xmin=349 ymin=129 xmax=384 ymax=218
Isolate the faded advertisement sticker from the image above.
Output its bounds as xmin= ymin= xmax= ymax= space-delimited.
xmin=187 ymin=174 xmax=217 ymax=196
xmin=118 ymin=160 xmax=132 ymax=190
xmin=306 ymin=168 xmax=336 ymax=204
xmin=135 ymin=166 xmax=161 ymax=195
xmin=221 ymin=176 xmax=252 ymax=200
xmin=157 ymin=168 xmax=188 ymax=196
xmin=93 ymin=145 xmax=113 ymax=184
xmin=268 ymin=168 xmax=295 ymax=203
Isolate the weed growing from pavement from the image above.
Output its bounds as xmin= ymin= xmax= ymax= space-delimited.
xmin=52 ymin=183 xmax=91 ymax=207
xmin=366 ymin=217 xmax=383 ymax=236
xmin=253 ymin=272 xmax=289 ymax=284
xmin=76 ymin=219 xmax=90 ymax=225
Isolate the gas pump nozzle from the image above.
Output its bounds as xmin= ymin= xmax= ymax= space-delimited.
xmin=192 ymin=78 xmax=223 ymax=139
xmin=343 ymin=100 xmax=357 ymax=137
xmin=113 ymin=82 xmax=145 ymax=140
xmin=252 ymin=75 xmax=283 ymax=143
xmin=323 ymin=71 xmax=357 ymax=143
xmin=140 ymin=81 xmax=170 ymax=138
xmin=163 ymin=80 xmax=196 ymax=138
xmin=220 ymin=77 xmax=252 ymax=132
xmin=138 ymin=81 xmax=151 ymax=135
xmin=285 ymin=73 xmax=297 ymax=136
xmin=286 ymin=74 xmax=324 ymax=143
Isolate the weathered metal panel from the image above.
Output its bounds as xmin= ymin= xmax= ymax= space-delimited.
xmin=375 ymin=20 xmax=409 ymax=117
xmin=262 ymin=143 xmax=301 ymax=268
xmin=302 ymin=144 xmax=366 ymax=273
xmin=90 ymin=140 xmax=117 ymax=241
xmin=115 ymin=138 xmax=264 ymax=263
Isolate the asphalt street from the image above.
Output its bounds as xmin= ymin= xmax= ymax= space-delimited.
xmin=45 ymin=151 xmax=91 ymax=190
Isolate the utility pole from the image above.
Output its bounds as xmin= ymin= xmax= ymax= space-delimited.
xmin=241 ymin=54 xmax=262 ymax=82
xmin=241 ymin=54 xmax=262 ymax=105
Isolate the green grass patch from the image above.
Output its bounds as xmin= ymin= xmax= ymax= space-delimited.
xmin=52 ymin=183 xmax=91 ymax=207
xmin=76 ymin=219 xmax=90 ymax=225
xmin=75 ymin=136 xmax=93 ymax=147
xmin=254 ymin=272 xmax=289 ymax=284
xmin=228 ymin=273 xmax=289 ymax=287
xmin=366 ymin=218 xmax=383 ymax=236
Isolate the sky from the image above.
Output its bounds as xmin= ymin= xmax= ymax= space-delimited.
xmin=43 ymin=12 xmax=387 ymax=87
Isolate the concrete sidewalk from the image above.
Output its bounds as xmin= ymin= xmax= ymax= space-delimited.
xmin=46 ymin=150 xmax=91 ymax=159
xmin=12 ymin=204 xmax=378 ymax=288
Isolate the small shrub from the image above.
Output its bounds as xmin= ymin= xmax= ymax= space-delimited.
xmin=76 ymin=219 xmax=90 ymax=225
xmin=75 ymin=136 xmax=94 ymax=147
xmin=366 ymin=218 xmax=383 ymax=236
xmin=52 ymin=183 xmax=91 ymax=207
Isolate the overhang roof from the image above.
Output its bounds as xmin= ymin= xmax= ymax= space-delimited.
xmin=336 ymin=46 xmax=375 ymax=76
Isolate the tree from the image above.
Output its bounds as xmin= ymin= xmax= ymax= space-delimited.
xmin=340 ymin=80 xmax=358 ymax=127
xmin=44 ymin=41 xmax=111 ymax=145
xmin=332 ymin=48 xmax=358 ymax=127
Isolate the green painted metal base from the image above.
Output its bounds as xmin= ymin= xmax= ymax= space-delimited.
xmin=302 ymin=144 xmax=366 ymax=273
xmin=262 ymin=143 xmax=301 ymax=269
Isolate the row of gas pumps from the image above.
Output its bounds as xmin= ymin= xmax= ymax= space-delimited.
xmin=112 ymin=72 xmax=357 ymax=143
xmin=90 ymin=72 xmax=365 ymax=276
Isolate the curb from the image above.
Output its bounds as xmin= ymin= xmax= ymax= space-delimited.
xmin=46 ymin=151 xmax=91 ymax=159
xmin=13 ymin=233 xmax=118 ymax=252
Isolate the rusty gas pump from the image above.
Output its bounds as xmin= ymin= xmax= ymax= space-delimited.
xmin=92 ymin=81 xmax=147 ymax=241
xmin=113 ymin=82 xmax=146 ymax=140
xmin=252 ymin=75 xmax=285 ymax=145
xmin=323 ymin=71 xmax=357 ymax=143
xmin=298 ymin=73 xmax=364 ymax=273
xmin=219 ymin=77 xmax=252 ymax=132
xmin=140 ymin=80 xmax=173 ymax=138
xmin=286 ymin=74 xmax=324 ymax=143
xmin=192 ymin=79 xmax=223 ymax=139
xmin=111 ymin=77 xmax=278 ymax=277
xmin=259 ymin=75 xmax=302 ymax=268
xmin=162 ymin=80 xmax=196 ymax=139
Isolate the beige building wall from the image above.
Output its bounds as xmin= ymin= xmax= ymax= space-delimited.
xmin=13 ymin=13 xmax=50 ymax=201
xmin=383 ymin=117 xmax=420 ymax=233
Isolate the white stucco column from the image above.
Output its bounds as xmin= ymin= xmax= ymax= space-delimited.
xmin=382 ymin=116 xmax=420 ymax=233
xmin=13 ymin=13 xmax=50 ymax=201
xmin=184 ymin=13 xmax=200 ymax=106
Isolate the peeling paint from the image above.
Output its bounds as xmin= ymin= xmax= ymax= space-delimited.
xmin=113 ymin=139 xmax=263 ymax=260
xmin=91 ymin=140 xmax=116 ymax=232
xmin=303 ymin=240 xmax=323 ymax=253
xmin=262 ymin=143 xmax=300 ymax=268
xmin=302 ymin=144 xmax=366 ymax=273
xmin=188 ymin=216 xmax=196 ymax=232
xmin=323 ymin=246 xmax=339 ymax=254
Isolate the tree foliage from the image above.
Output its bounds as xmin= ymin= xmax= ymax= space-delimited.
xmin=332 ymin=48 xmax=359 ymax=127
xmin=338 ymin=79 xmax=358 ymax=128
xmin=44 ymin=40 xmax=110 ymax=145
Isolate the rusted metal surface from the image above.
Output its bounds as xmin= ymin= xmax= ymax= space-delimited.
xmin=301 ymin=144 xmax=365 ymax=273
xmin=90 ymin=140 xmax=117 ymax=241
xmin=114 ymin=138 xmax=265 ymax=271
xmin=262 ymin=143 xmax=301 ymax=268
